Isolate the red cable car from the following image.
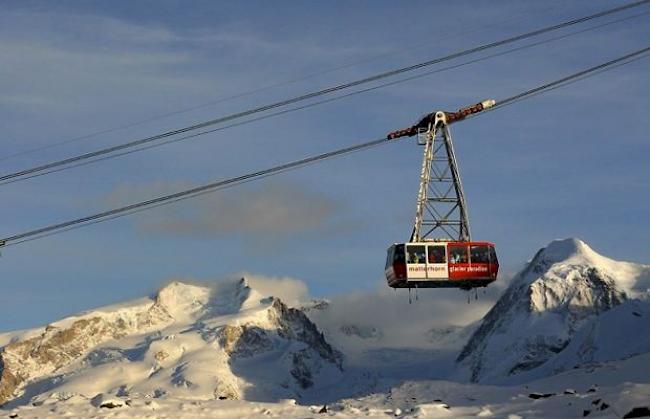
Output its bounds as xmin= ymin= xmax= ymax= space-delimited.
xmin=384 ymin=101 xmax=500 ymax=291
xmin=385 ymin=241 xmax=498 ymax=290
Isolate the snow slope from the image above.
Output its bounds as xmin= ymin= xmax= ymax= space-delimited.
xmin=5 ymin=352 xmax=650 ymax=418
xmin=457 ymin=238 xmax=650 ymax=384
xmin=332 ymin=352 xmax=650 ymax=418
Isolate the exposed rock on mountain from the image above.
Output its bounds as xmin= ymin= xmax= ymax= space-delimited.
xmin=339 ymin=325 xmax=383 ymax=340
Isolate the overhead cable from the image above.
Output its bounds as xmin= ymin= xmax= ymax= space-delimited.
xmin=1 ymin=45 xmax=648 ymax=247
xmin=1 ymin=0 xmax=647 ymax=185
xmin=0 ymin=137 xmax=393 ymax=246
xmin=6 ymin=10 xmax=647 ymax=186
xmin=0 ymin=4 xmax=558 ymax=164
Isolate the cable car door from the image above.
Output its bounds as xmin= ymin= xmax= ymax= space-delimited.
xmin=405 ymin=244 xmax=427 ymax=280
xmin=426 ymin=244 xmax=449 ymax=280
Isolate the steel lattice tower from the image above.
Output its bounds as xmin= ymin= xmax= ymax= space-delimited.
xmin=410 ymin=111 xmax=471 ymax=243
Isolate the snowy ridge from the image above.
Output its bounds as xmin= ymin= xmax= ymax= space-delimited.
xmin=0 ymin=278 xmax=342 ymax=407
xmin=457 ymin=238 xmax=650 ymax=384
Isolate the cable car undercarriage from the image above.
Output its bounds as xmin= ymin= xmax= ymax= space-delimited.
xmin=384 ymin=100 xmax=499 ymax=290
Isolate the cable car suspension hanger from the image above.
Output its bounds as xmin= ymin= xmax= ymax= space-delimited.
xmin=384 ymin=100 xmax=498 ymax=290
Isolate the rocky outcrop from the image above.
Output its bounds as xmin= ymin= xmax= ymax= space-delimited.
xmin=0 ymin=357 xmax=20 ymax=406
xmin=268 ymin=299 xmax=342 ymax=369
xmin=217 ymin=298 xmax=342 ymax=390
xmin=339 ymin=325 xmax=383 ymax=340
xmin=220 ymin=325 xmax=274 ymax=357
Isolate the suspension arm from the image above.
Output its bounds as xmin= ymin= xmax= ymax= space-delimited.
xmin=387 ymin=99 xmax=496 ymax=139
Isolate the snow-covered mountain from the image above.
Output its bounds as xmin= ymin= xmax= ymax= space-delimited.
xmin=456 ymin=238 xmax=650 ymax=384
xmin=2 ymin=238 xmax=650 ymax=418
xmin=0 ymin=278 xmax=342 ymax=407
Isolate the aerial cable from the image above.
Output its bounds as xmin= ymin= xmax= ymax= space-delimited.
xmin=494 ymin=48 xmax=650 ymax=109
xmin=461 ymin=47 xmax=650 ymax=121
xmin=1 ymin=45 xmax=648 ymax=248
xmin=1 ymin=142 xmax=389 ymax=247
xmin=1 ymin=0 xmax=647 ymax=185
xmin=488 ymin=53 xmax=650 ymax=112
xmin=5 ymin=10 xmax=646 ymax=186
xmin=0 ymin=137 xmax=393 ymax=246
xmin=0 ymin=5 xmax=558 ymax=164
xmin=387 ymin=46 xmax=650 ymax=137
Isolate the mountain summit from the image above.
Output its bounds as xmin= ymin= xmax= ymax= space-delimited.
xmin=456 ymin=238 xmax=650 ymax=384
xmin=0 ymin=278 xmax=342 ymax=407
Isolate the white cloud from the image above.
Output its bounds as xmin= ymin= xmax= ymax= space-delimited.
xmin=0 ymin=7 xmax=380 ymax=113
xmin=238 ymin=272 xmax=310 ymax=308
xmin=104 ymin=180 xmax=342 ymax=238
xmin=313 ymin=283 xmax=499 ymax=349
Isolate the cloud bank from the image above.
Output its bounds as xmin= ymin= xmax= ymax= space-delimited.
xmin=183 ymin=272 xmax=507 ymax=350
xmin=105 ymin=180 xmax=341 ymax=238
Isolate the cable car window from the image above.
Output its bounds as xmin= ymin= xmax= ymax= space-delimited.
xmin=428 ymin=246 xmax=446 ymax=264
xmin=407 ymin=245 xmax=426 ymax=264
xmin=449 ymin=245 xmax=468 ymax=264
xmin=470 ymin=245 xmax=490 ymax=263
xmin=489 ymin=246 xmax=499 ymax=265
xmin=394 ymin=245 xmax=405 ymax=264
xmin=385 ymin=247 xmax=394 ymax=269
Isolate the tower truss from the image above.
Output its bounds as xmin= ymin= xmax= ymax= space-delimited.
xmin=410 ymin=112 xmax=471 ymax=243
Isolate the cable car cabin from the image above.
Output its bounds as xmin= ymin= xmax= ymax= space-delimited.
xmin=385 ymin=242 xmax=498 ymax=289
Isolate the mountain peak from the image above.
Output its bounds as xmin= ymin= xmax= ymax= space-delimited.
xmin=538 ymin=238 xmax=593 ymax=262
xmin=155 ymin=281 xmax=211 ymax=318
xmin=456 ymin=237 xmax=650 ymax=384
xmin=543 ymin=237 xmax=593 ymax=261
xmin=155 ymin=280 xmax=213 ymax=301
xmin=526 ymin=238 xmax=649 ymax=298
xmin=153 ymin=277 xmax=266 ymax=319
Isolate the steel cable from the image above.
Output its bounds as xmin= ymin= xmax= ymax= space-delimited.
xmin=1 ymin=0 xmax=647 ymax=185
xmin=5 ymin=11 xmax=647 ymax=186
xmin=1 ymin=46 xmax=648 ymax=247
xmin=0 ymin=4 xmax=558 ymax=164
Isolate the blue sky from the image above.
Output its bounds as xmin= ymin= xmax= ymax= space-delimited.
xmin=1 ymin=0 xmax=648 ymax=331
